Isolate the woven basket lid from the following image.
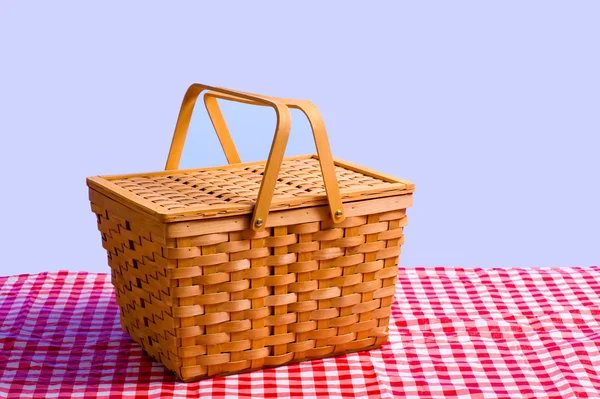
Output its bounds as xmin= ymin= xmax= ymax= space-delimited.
xmin=87 ymin=155 xmax=414 ymax=223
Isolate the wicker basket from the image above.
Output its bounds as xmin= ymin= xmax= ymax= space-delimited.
xmin=87 ymin=84 xmax=415 ymax=382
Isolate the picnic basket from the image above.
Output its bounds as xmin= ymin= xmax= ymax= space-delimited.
xmin=87 ymin=83 xmax=415 ymax=381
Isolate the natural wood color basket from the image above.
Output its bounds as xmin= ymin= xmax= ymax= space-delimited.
xmin=87 ymin=84 xmax=415 ymax=381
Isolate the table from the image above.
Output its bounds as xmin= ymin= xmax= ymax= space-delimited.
xmin=1 ymin=267 xmax=599 ymax=398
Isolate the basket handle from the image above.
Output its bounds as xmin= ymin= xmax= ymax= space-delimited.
xmin=202 ymin=90 xmax=345 ymax=225
xmin=165 ymin=83 xmax=345 ymax=231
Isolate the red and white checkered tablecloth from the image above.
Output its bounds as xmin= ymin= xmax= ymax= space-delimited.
xmin=1 ymin=267 xmax=600 ymax=398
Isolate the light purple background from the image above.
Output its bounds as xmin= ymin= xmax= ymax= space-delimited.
xmin=0 ymin=2 xmax=598 ymax=276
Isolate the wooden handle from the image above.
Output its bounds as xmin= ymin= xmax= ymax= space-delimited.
xmin=203 ymin=91 xmax=345 ymax=228
xmin=166 ymin=83 xmax=344 ymax=231
xmin=166 ymin=84 xmax=286 ymax=169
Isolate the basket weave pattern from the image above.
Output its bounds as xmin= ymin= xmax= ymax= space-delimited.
xmin=111 ymin=158 xmax=394 ymax=211
xmin=92 ymin=192 xmax=406 ymax=381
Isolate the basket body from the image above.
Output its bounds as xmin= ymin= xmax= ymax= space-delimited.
xmin=87 ymin=84 xmax=414 ymax=381
xmin=89 ymin=157 xmax=412 ymax=382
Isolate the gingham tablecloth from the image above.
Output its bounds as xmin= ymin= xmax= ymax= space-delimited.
xmin=1 ymin=267 xmax=600 ymax=398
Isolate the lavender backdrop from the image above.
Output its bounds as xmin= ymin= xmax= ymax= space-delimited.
xmin=0 ymin=2 xmax=598 ymax=275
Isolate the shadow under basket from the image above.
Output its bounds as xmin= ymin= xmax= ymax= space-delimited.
xmin=87 ymin=83 xmax=415 ymax=381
